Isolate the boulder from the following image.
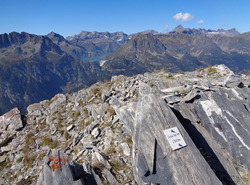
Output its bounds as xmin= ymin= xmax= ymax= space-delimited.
xmin=120 ymin=143 xmax=130 ymax=156
xmin=0 ymin=107 xmax=23 ymax=131
xmin=36 ymin=149 xmax=86 ymax=185
xmin=214 ymin=64 xmax=234 ymax=76
xmin=0 ymin=155 xmax=6 ymax=163
xmin=223 ymin=76 xmax=244 ymax=88
xmin=27 ymin=103 xmax=43 ymax=116
xmin=160 ymin=85 xmax=190 ymax=95
xmin=92 ymin=151 xmax=111 ymax=169
xmin=0 ymin=133 xmax=15 ymax=147
xmin=91 ymin=128 xmax=100 ymax=138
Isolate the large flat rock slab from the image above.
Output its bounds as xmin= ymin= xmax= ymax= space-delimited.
xmin=133 ymin=82 xmax=222 ymax=185
xmin=175 ymin=86 xmax=250 ymax=177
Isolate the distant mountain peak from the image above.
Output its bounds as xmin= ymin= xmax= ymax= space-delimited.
xmin=171 ymin=25 xmax=240 ymax=37
xmin=47 ymin=32 xmax=64 ymax=38
xmin=46 ymin=32 xmax=68 ymax=44
xmin=140 ymin=30 xmax=159 ymax=35
xmin=48 ymin=31 xmax=56 ymax=35
xmin=173 ymin=25 xmax=184 ymax=32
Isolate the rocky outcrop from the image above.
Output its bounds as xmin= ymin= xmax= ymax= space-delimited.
xmin=37 ymin=149 xmax=86 ymax=185
xmin=133 ymin=82 xmax=222 ymax=184
xmin=0 ymin=107 xmax=23 ymax=154
xmin=0 ymin=65 xmax=249 ymax=184
xmin=0 ymin=107 xmax=23 ymax=132
xmin=112 ymin=65 xmax=249 ymax=184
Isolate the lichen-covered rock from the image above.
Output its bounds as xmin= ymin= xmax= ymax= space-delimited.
xmin=0 ymin=107 xmax=23 ymax=131
xmin=36 ymin=149 xmax=86 ymax=185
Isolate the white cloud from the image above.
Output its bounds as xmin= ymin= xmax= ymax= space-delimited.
xmin=197 ymin=20 xmax=204 ymax=24
xmin=173 ymin=13 xmax=194 ymax=22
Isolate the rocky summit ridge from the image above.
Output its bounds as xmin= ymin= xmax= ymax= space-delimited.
xmin=0 ymin=65 xmax=250 ymax=185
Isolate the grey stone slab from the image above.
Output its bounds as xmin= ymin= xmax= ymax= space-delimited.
xmin=194 ymin=87 xmax=250 ymax=170
xmin=36 ymin=149 xmax=87 ymax=185
xmin=163 ymin=95 xmax=182 ymax=104
xmin=133 ymin=82 xmax=222 ymax=185
xmin=181 ymin=89 xmax=200 ymax=103
xmin=175 ymin=101 xmax=247 ymax=184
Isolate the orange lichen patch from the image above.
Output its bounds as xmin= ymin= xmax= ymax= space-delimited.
xmin=51 ymin=159 xmax=62 ymax=171
xmin=49 ymin=155 xmax=68 ymax=171
xmin=63 ymin=156 xmax=67 ymax=163
xmin=49 ymin=155 xmax=57 ymax=161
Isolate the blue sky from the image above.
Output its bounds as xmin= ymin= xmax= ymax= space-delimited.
xmin=0 ymin=0 xmax=249 ymax=37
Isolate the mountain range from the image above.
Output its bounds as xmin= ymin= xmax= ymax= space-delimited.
xmin=105 ymin=31 xmax=250 ymax=75
xmin=0 ymin=26 xmax=249 ymax=114
xmin=171 ymin=25 xmax=240 ymax=37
